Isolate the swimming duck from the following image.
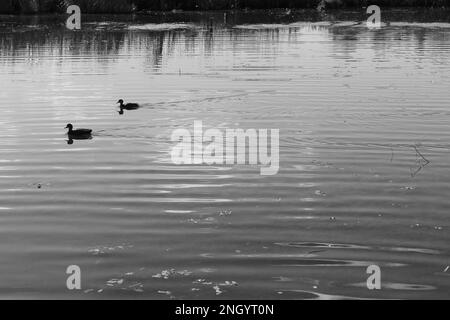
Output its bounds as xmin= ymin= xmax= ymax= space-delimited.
xmin=117 ymin=99 xmax=140 ymax=114
xmin=65 ymin=123 xmax=92 ymax=138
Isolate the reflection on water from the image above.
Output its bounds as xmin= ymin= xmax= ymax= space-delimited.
xmin=0 ymin=9 xmax=449 ymax=299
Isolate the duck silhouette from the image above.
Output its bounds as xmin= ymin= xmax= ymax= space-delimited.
xmin=117 ymin=99 xmax=140 ymax=115
xmin=65 ymin=123 xmax=92 ymax=140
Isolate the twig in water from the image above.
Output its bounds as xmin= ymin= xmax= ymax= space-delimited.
xmin=410 ymin=145 xmax=430 ymax=177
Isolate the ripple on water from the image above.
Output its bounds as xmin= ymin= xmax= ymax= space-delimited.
xmin=279 ymin=290 xmax=367 ymax=300
xmin=128 ymin=23 xmax=199 ymax=31
xmin=349 ymin=282 xmax=436 ymax=291
xmin=274 ymin=242 xmax=441 ymax=255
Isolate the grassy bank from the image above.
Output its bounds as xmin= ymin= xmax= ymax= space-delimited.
xmin=0 ymin=0 xmax=448 ymax=14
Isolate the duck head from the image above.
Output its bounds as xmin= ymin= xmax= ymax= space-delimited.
xmin=65 ymin=124 xmax=73 ymax=132
xmin=117 ymin=99 xmax=125 ymax=114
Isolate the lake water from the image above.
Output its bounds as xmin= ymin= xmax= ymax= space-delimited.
xmin=0 ymin=9 xmax=449 ymax=299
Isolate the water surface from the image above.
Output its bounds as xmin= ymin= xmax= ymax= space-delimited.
xmin=0 ymin=9 xmax=449 ymax=299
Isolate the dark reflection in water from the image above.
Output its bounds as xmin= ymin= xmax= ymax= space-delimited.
xmin=0 ymin=9 xmax=449 ymax=299
xmin=67 ymin=136 xmax=93 ymax=145
xmin=0 ymin=9 xmax=449 ymax=59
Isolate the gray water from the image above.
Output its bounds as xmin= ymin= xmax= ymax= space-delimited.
xmin=0 ymin=9 xmax=449 ymax=299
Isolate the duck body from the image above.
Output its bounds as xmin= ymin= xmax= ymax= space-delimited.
xmin=121 ymin=103 xmax=140 ymax=110
xmin=65 ymin=124 xmax=92 ymax=138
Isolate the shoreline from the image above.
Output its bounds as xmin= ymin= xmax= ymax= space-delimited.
xmin=0 ymin=1 xmax=449 ymax=15
xmin=2 ymin=7 xmax=450 ymax=29
xmin=1 ymin=7 xmax=450 ymax=16
xmin=2 ymin=8 xmax=450 ymax=23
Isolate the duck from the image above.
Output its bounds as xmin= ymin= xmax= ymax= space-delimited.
xmin=65 ymin=123 xmax=92 ymax=139
xmin=117 ymin=99 xmax=140 ymax=115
